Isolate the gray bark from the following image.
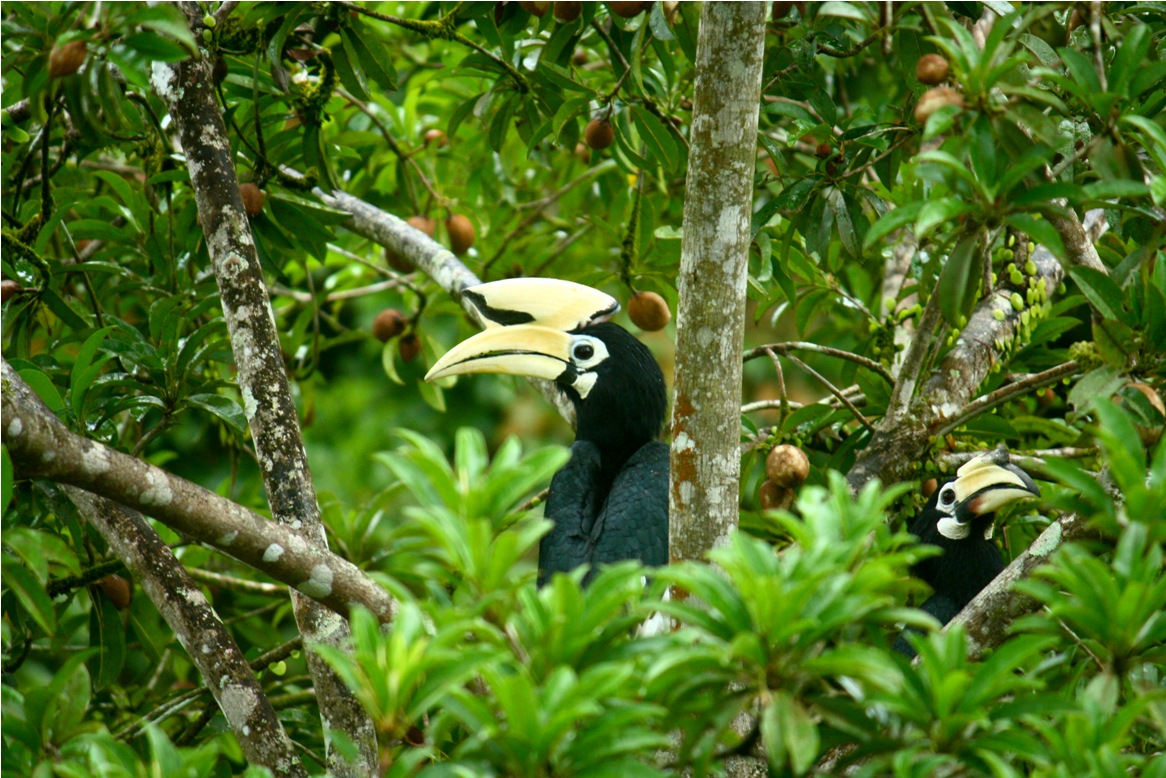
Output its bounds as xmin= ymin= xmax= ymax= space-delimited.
xmin=2 ymin=358 xmax=397 ymax=624
xmin=846 ymin=208 xmax=1108 ymax=491
xmin=154 ymin=9 xmax=379 ymax=768
xmin=65 ymin=488 xmax=307 ymax=778
xmin=670 ymin=1 xmax=767 ymax=562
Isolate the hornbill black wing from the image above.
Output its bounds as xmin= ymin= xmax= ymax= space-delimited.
xmin=589 ymin=440 xmax=670 ymax=572
xmin=539 ymin=440 xmax=604 ymax=586
xmin=892 ymin=593 xmax=962 ymax=656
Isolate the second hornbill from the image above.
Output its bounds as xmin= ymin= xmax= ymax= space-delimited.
xmin=894 ymin=450 xmax=1040 ymax=655
xmin=426 ymin=278 xmax=668 ymax=585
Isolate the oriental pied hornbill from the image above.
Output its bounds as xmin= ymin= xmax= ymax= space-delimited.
xmin=894 ymin=450 xmax=1040 ymax=655
xmin=426 ymin=278 xmax=668 ymax=586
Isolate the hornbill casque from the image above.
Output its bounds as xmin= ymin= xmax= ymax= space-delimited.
xmin=425 ymin=278 xmax=669 ymax=586
xmin=894 ymin=450 xmax=1041 ymax=655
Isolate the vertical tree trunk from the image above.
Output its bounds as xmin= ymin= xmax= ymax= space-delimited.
xmin=670 ymin=2 xmax=767 ymax=562
xmin=154 ymin=5 xmax=377 ymax=774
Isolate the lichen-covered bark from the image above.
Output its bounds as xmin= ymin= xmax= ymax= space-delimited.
xmin=152 ymin=8 xmax=376 ymax=769
xmin=2 ymin=359 xmax=396 ymax=623
xmin=64 ymin=488 xmax=306 ymax=778
xmin=846 ymin=208 xmax=1108 ymax=491
xmin=949 ymin=511 xmax=1093 ymax=657
xmin=669 ymin=2 xmax=767 ymax=562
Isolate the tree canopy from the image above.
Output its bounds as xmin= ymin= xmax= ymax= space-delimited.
xmin=2 ymin=2 xmax=1165 ymax=777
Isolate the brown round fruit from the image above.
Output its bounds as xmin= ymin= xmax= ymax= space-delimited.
xmin=518 ymin=0 xmax=551 ymax=16
xmin=765 ymin=444 xmax=809 ymax=488
xmin=913 ymin=86 xmax=964 ymax=124
xmin=407 ymin=215 xmax=437 ymax=237
xmin=1 ymin=279 xmax=20 ymax=303
xmin=608 ymin=1 xmax=650 ymax=17
xmin=574 ymin=142 xmax=591 ymax=163
xmin=424 ymin=128 xmax=448 ymax=147
xmin=239 ymin=183 xmax=264 ymax=217
xmin=815 ymin=141 xmax=832 ymax=158
xmin=49 ymin=40 xmax=87 ymax=78
xmin=921 ymin=478 xmax=938 ymax=498
xmin=585 ymin=118 xmax=615 ymax=150
xmin=627 ymin=290 xmax=671 ymax=331
xmin=372 ymin=309 xmax=408 ymax=342
xmin=759 ymin=480 xmax=794 ymax=512
xmin=384 ymin=246 xmax=413 ymax=273
xmin=554 ymin=1 xmax=582 ymax=22
xmin=398 ymin=333 xmax=423 ymax=362
xmin=446 ymin=214 xmax=475 ymax=255
xmin=98 ymin=574 xmax=132 ymax=610
xmin=916 ymin=53 xmax=950 ymax=86
xmin=772 ymin=1 xmax=806 ymax=20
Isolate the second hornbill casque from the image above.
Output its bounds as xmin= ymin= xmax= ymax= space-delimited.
xmin=425 ymin=278 xmax=668 ymax=586
xmin=894 ymin=450 xmax=1041 ymax=655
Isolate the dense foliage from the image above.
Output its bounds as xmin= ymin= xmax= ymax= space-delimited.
xmin=2 ymin=1 xmax=1164 ymax=776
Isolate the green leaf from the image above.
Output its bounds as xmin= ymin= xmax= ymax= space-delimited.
xmin=122 ymin=32 xmax=191 ymax=62
xmin=185 ymin=393 xmax=248 ymax=434
xmin=332 ymin=38 xmax=369 ymax=101
xmin=1004 ymin=213 xmax=1066 ymax=260
xmin=342 ymin=21 xmax=397 ymax=91
xmin=630 ymin=105 xmax=678 ymax=172
xmin=2 ymin=562 xmax=57 ymax=634
xmin=864 ymin=200 xmax=923 ymax=248
xmin=1058 ymin=47 xmax=1101 ymax=96
xmin=1068 ymin=266 xmax=1126 ymax=322
xmin=935 ymin=232 xmax=983 ymax=327
xmin=17 ymin=367 xmax=67 ymax=415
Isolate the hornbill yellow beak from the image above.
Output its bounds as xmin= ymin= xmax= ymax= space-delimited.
xmin=934 ymin=451 xmax=1041 ymax=540
xmin=425 ymin=325 xmax=576 ymax=382
xmin=427 ymin=278 xmax=620 ymax=388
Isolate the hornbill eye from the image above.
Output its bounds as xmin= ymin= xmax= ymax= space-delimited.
xmin=939 ymin=485 xmax=956 ymax=507
xmin=573 ymin=343 xmax=595 ymax=361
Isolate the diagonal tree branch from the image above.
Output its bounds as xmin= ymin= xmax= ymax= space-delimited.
xmin=2 ymin=359 xmax=397 ymax=625
xmin=847 ymin=208 xmax=1108 ymax=491
xmin=64 ymin=487 xmax=307 ymax=778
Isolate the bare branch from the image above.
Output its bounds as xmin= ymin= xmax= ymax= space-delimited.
xmin=65 ymin=488 xmax=306 ymax=778
xmin=2 ymin=359 xmax=397 ymax=625
xmin=744 ymin=341 xmax=894 ymax=385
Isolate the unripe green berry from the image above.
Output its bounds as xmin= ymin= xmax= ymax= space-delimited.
xmin=203 ymin=13 xmax=216 ymax=27
xmin=1025 ymin=260 xmax=1037 ymax=275
xmin=1010 ymin=269 xmax=1024 ymax=285
xmin=1011 ymin=292 xmax=1024 ymax=311
xmin=993 ymin=308 xmax=1006 ymax=321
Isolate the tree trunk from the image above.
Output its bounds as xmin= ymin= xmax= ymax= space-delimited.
xmin=670 ymin=2 xmax=767 ymax=562
xmin=154 ymin=6 xmax=377 ymax=773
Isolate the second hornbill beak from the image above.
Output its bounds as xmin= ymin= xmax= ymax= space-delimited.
xmin=934 ymin=451 xmax=1041 ymax=540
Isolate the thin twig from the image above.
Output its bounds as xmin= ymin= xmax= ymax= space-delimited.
xmin=187 ymin=567 xmax=285 ymax=595
xmin=936 ymin=361 xmax=1080 ymax=438
xmin=744 ymin=341 xmax=894 ymax=385
xmin=783 ymin=353 xmax=875 ymax=434
xmin=884 ymin=290 xmax=943 ymax=425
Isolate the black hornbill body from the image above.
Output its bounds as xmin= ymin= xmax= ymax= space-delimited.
xmin=426 ymin=279 xmax=668 ymax=585
xmin=895 ymin=451 xmax=1040 ymax=655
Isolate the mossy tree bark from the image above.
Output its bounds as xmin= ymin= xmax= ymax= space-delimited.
xmin=670 ymin=2 xmax=768 ymax=563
